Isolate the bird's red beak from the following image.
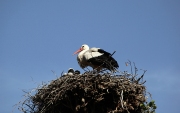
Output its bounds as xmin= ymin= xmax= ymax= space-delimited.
xmin=73 ymin=48 xmax=83 ymax=55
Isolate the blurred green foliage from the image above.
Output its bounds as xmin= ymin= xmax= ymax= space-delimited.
xmin=140 ymin=100 xmax=157 ymax=113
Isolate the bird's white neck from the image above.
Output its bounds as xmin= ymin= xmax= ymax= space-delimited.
xmin=78 ymin=49 xmax=88 ymax=57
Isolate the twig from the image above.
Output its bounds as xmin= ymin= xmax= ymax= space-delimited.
xmin=51 ymin=70 xmax=58 ymax=78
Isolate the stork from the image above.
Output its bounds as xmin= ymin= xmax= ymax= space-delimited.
xmin=73 ymin=44 xmax=119 ymax=72
xmin=63 ymin=68 xmax=74 ymax=76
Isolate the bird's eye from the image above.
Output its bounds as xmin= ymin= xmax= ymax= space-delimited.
xmin=82 ymin=46 xmax=84 ymax=48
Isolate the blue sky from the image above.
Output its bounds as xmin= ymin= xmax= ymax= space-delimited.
xmin=0 ymin=1 xmax=180 ymax=113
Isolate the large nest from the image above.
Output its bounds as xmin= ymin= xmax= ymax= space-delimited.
xmin=18 ymin=68 xmax=149 ymax=113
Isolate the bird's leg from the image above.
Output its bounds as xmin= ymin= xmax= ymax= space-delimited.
xmin=87 ymin=67 xmax=92 ymax=74
xmin=86 ymin=67 xmax=90 ymax=72
xmin=83 ymin=67 xmax=92 ymax=74
xmin=99 ymin=68 xmax=106 ymax=73
xmin=93 ymin=65 xmax=103 ymax=74
xmin=83 ymin=68 xmax=87 ymax=72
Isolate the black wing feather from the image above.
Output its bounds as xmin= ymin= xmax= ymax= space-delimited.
xmin=88 ymin=49 xmax=119 ymax=71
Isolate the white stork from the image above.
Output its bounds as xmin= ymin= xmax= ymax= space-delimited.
xmin=73 ymin=44 xmax=119 ymax=72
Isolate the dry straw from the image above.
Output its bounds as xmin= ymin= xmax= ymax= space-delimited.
xmin=17 ymin=61 xmax=150 ymax=113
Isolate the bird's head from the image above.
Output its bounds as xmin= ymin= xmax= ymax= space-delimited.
xmin=73 ymin=44 xmax=89 ymax=55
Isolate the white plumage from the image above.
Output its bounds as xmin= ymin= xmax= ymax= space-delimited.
xmin=73 ymin=44 xmax=119 ymax=72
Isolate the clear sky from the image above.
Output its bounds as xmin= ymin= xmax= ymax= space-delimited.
xmin=0 ymin=1 xmax=180 ymax=113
